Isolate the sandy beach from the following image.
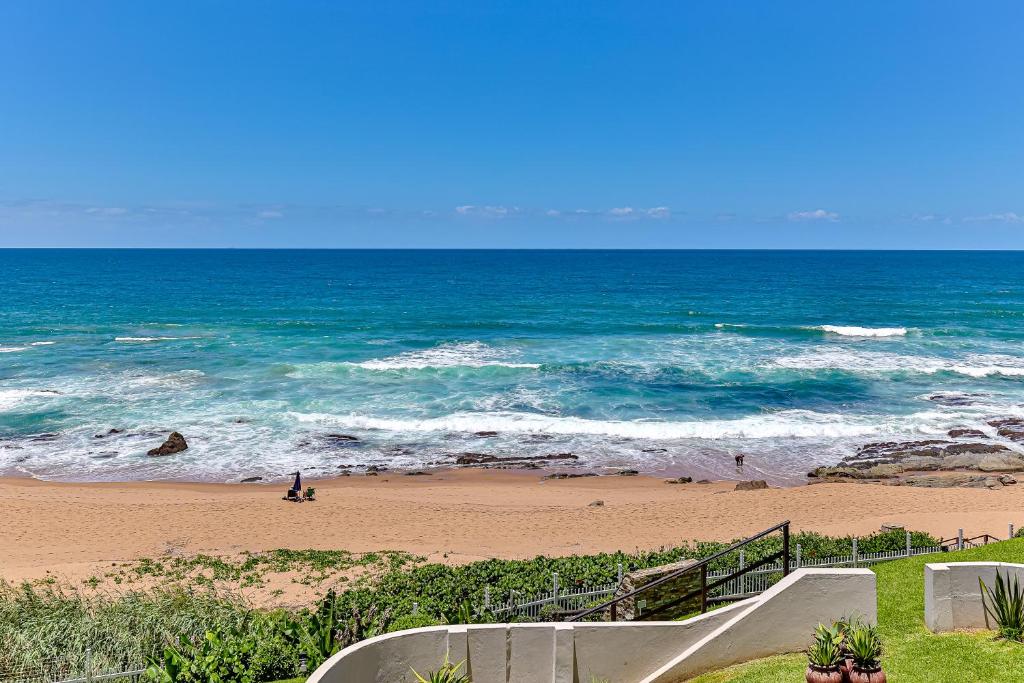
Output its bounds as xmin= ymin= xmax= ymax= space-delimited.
xmin=4 ymin=470 xmax=1024 ymax=588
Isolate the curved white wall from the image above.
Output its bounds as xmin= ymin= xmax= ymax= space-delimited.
xmin=925 ymin=561 xmax=1024 ymax=633
xmin=308 ymin=568 xmax=876 ymax=683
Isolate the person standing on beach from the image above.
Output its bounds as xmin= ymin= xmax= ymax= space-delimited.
xmin=735 ymin=454 xmax=745 ymax=470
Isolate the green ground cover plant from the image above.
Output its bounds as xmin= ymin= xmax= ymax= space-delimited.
xmin=0 ymin=528 xmax=939 ymax=683
xmin=692 ymin=539 xmax=1024 ymax=683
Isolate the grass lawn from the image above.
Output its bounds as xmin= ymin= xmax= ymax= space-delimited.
xmin=692 ymin=538 xmax=1024 ymax=682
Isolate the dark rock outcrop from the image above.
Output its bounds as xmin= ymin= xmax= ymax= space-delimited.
xmin=735 ymin=480 xmax=768 ymax=491
xmin=147 ymin=432 xmax=187 ymax=456
xmin=948 ymin=428 xmax=988 ymax=439
xmin=989 ymin=419 xmax=1024 ymax=441
xmin=474 ymin=431 xmax=499 ymax=437
xmin=454 ymin=452 xmax=578 ymax=466
xmin=240 ymin=476 xmax=263 ymax=483
xmin=543 ymin=472 xmax=598 ymax=480
xmin=810 ymin=434 xmax=1024 ymax=488
xmin=665 ymin=477 xmax=693 ymax=484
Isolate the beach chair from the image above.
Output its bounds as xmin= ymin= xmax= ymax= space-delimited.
xmin=284 ymin=488 xmax=301 ymax=501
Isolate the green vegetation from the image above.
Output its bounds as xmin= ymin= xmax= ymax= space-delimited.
xmin=980 ymin=570 xmax=1024 ymax=641
xmin=0 ymin=528 xmax=940 ymax=683
xmin=845 ymin=622 xmax=883 ymax=670
xmin=806 ymin=623 xmax=843 ymax=669
xmin=107 ymin=548 xmax=417 ymax=590
xmin=411 ymin=654 xmax=471 ymax=683
xmin=692 ymin=539 xmax=1024 ymax=683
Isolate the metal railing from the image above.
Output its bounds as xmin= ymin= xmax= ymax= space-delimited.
xmin=0 ymin=650 xmax=146 ymax=683
xmin=566 ymin=521 xmax=791 ymax=622
xmin=485 ymin=527 xmax=963 ymax=622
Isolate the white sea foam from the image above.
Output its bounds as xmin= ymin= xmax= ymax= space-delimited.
xmin=773 ymin=349 xmax=1024 ymax=378
xmin=815 ymin=325 xmax=908 ymax=337
xmin=114 ymin=336 xmax=200 ymax=343
xmin=0 ymin=389 xmax=58 ymax=411
xmin=350 ymin=342 xmax=540 ymax=370
xmin=0 ymin=346 xmax=28 ymax=353
xmin=30 ymin=341 xmax=56 ymax=346
xmin=288 ymin=409 xmax=878 ymax=440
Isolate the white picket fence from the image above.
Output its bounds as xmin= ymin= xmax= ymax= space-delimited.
xmin=484 ymin=526 xmax=1008 ymax=620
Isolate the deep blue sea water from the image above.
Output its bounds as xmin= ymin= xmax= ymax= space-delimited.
xmin=2 ymin=249 xmax=1024 ymax=483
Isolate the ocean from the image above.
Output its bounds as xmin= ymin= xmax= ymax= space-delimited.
xmin=2 ymin=249 xmax=1024 ymax=483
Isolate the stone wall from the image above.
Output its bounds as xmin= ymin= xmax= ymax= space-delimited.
xmin=614 ymin=558 xmax=702 ymax=620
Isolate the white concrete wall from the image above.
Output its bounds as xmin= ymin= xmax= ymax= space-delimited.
xmin=307 ymin=568 xmax=876 ymax=683
xmin=925 ymin=561 xmax=1024 ymax=633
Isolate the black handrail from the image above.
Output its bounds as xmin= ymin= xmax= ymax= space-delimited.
xmin=565 ymin=520 xmax=790 ymax=622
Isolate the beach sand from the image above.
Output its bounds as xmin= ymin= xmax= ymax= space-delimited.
xmin=3 ymin=470 xmax=1024 ymax=591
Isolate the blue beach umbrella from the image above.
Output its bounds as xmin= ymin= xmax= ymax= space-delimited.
xmin=293 ymin=471 xmax=302 ymax=492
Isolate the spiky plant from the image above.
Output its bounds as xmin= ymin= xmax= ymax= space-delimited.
xmin=807 ymin=622 xmax=843 ymax=668
xmin=411 ymin=653 xmax=471 ymax=683
xmin=846 ymin=623 xmax=883 ymax=669
xmin=980 ymin=571 xmax=1024 ymax=642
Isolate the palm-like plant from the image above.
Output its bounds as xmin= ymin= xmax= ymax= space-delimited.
xmin=411 ymin=653 xmax=471 ymax=682
xmin=980 ymin=570 xmax=1024 ymax=642
xmin=846 ymin=624 xmax=883 ymax=670
xmin=807 ymin=623 xmax=843 ymax=668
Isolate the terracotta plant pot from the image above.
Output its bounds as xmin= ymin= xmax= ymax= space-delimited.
xmin=840 ymin=657 xmax=853 ymax=682
xmin=805 ymin=664 xmax=844 ymax=683
xmin=848 ymin=666 xmax=886 ymax=683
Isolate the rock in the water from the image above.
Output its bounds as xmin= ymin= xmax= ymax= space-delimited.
xmin=474 ymin=431 xmax=499 ymax=437
xmin=615 ymin=469 xmax=639 ymax=476
xmin=240 ymin=476 xmax=263 ymax=483
xmin=948 ymin=428 xmax=988 ymax=439
xmin=321 ymin=434 xmax=361 ymax=449
xmin=455 ymin=452 xmax=578 ymax=466
xmin=989 ymin=418 xmax=1024 ymax=441
xmin=404 ymin=471 xmax=432 ymax=476
xmin=735 ymin=480 xmax=768 ymax=491
xmin=147 ymin=432 xmax=187 ymax=456
xmin=928 ymin=393 xmax=980 ymax=406
xmin=665 ymin=476 xmax=693 ymax=484
xmin=94 ymin=428 xmax=124 ymax=439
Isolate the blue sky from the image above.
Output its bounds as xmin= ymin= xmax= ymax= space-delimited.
xmin=1 ymin=1 xmax=1022 ymax=248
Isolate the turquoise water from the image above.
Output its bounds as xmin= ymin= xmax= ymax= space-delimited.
xmin=2 ymin=249 xmax=1024 ymax=482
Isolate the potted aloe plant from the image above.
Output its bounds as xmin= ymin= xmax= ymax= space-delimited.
xmin=834 ymin=614 xmax=866 ymax=680
xmin=805 ymin=623 xmax=844 ymax=683
xmin=846 ymin=623 xmax=886 ymax=683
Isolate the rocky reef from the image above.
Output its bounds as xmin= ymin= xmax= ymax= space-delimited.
xmin=809 ymin=425 xmax=1024 ymax=488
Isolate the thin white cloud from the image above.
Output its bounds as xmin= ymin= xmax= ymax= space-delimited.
xmin=258 ymin=210 xmax=283 ymax=219
xmin=454 ymin=205 xmax=517 ymax=218
xmin=609 ymin=207 xmax=634 ymax=216
xmin=964 ymin=212 xmax=1023 ymax=223
xmin=545 ymin=209 xmax=561 ymax=217
xmin=787 ymin=209 xmax=839 ymax=222
xmin=84 ymin=207 xmax=129 ymax=216
xmin=646 ymin=206 xmax=671 ymax=219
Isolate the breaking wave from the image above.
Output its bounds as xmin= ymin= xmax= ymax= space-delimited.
xmin=815 ymin=325 xmax=908 ymax=337
xmin=288 ymin=409 xmax=879 ymax=440
xmin=347 ymin=342 xmax=540 ymax=370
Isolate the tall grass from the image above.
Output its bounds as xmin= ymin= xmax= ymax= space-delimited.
xmin=0 ymin=581 xmax=253 ymax=675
